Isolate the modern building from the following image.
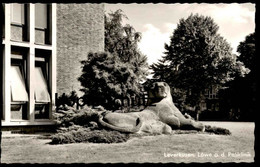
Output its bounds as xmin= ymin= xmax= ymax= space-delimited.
xmin=1 ymin=3 xmax=104 ymax=127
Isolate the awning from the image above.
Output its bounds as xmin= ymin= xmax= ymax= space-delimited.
xmin=10 ymin=65 xmax=28 ymax=102
xmin=34 ymin=66 xmax=51 ymax=103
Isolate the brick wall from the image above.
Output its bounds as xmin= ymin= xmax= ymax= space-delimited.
xmin=56 ymin=4 xmax=104 ymax=97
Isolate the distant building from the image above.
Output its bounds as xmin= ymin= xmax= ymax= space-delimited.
xmin=200 ymin=85 xmax=220 ymax=112
xmin=1 ymin=3 xmax=104 ymax=127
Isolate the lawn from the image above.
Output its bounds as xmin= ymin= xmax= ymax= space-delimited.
xmin=1 ymin=121 xmax=255 ymax=163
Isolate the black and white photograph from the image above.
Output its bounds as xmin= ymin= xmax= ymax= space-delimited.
xmin=0 ymin=1 xmax=256 ymax=164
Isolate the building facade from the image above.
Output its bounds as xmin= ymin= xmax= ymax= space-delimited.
xmin=56 ymin=4 xmax=104 ymax=96
xmin=1 ymin=3 xmax=104 ymax=127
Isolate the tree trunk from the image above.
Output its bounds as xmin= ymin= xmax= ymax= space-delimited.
xmin=196 ymin=112 xmax=199 ymax=121
xmin=195 ymin=105 xmax=201 ymax=121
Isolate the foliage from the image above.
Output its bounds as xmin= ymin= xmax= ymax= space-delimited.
xmin=151 ymin=13 xmax=249 ymax=110
xmin=105 ymin=9 xmax=147 ymax=64
xmin=51 ymin=125 xmax=130 ymax=144
xmin=52 ymin=106 xmax=130 ymax=144
xmin=237 ymin=32 xmax=256 ymax=72
xmin=205 ymin=125 xmax=231 ymax=135
xmin=78 ymin=52 xmax=147 ymax=109
xmin=56 ymin=91 xmax=79 ymax=107
xmin=150 ymin=58 xmax=171 ymax=81
xmin=78 ymin=9 xmax=149 ymax=110
xmin=105 ymin=9 xmax=149 ymax=89
xmin=53 ymin=105 xmax=103 ymax=127
xmin=218 ymin=32 xmax=256 ymax=121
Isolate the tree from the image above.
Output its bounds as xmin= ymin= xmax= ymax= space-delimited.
xmin=220 ymin=32 xmax=256 ymax=121
xmin=78 ymin=10 xmax=149 ymax=109
xmin=236 ymin=32 xmax=256 ymax=121
xmin=237 ymin=32 xmax=256 ymax=73
xmin=150 ymin=57 xmax=171 ymax=81
xmin=105 ymin=10 xmax=146 ymax=62
xmin=105 ymin=9 xmax=149 ymax=84
xmin=152 ymin=14 xmax=249 ymax=118
xmin=79 ymin=52 xmax=145 ymax=109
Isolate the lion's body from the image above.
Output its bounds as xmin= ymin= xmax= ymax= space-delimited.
xmin=99 ymin=82 xmax=205 ymax=134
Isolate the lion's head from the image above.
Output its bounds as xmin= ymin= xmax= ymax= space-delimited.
xmin=147 ymin=82 xmax=172 ymax=104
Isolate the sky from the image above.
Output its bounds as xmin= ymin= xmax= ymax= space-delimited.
xmin=105 ymin=3 xmax=256 ymax=65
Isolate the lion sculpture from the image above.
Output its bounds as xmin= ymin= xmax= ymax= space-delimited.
xmin=99 ymin=82 xmax=205 ymax=134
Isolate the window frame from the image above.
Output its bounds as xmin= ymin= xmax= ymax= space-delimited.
xmin=34 ymin=4 xmax=51 ymax=44
xmin=10 ymin=53 xmax=28 ymax=104
xmin=10 ymin=4 xmax=29 ymax=42
xmin=10 ymin=3 xmax=25 ymax=26
xmin=2 ymin=4 xmax=5 ymax=38
xmin=34 ymin=58 xmax=51 ymax=119
xmin=35 ymin=3 xmax=48 ymax=29
xmin=34 ymin=57 xmax=51 ymax=103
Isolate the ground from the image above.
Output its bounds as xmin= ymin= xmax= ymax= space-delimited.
xmin=1 ymin=121 xmax=255 ymax=163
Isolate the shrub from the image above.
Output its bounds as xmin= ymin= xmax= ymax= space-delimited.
xmin=56 ymin=91 xmax=79 ymax=107
xmin=205 ymin=125 xmax=231 ymax=135
xmin=51 ymin=125 xmax=130 ymax=144
xmin=52 ymin=105 xmax=131 ymax=144
xmin=53 ymin=105 xmax=103 ymax=128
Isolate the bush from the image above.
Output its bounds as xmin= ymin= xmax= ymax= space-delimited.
xmin=56 ymin=91 xmax=79 ymax=107
xmin=52 ymin=105 xmax=131 ymax=144
xmin=205 ymin=125 xmax=231 ymax=135
xmin=53 ymin=105 xmax=103 ymax=127
xmin=51 ymin=125 xmax=130 ymax=144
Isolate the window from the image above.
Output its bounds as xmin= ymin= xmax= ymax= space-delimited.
xmin=2 ymin=4 xmax=55 ymax=123
xmin=35 ymin=4 xmax=50 ymax=44
xmin=34 ymin=66 xmax=50 ymax=103
xmin=35 ymin=4 xmax=47 ymax=29
xmin=10 ymin=65 xmax=28 ymax=102
xmin=34 ymin=56 xmax=50 ymax=119
xmin=10 ymin=3 xmax=28 ymax=42
xmin=205 ymin=86 xmax=218 ymax=99
xmin=10 ymin=52 xmax=29 ymax=120
xmin=11 ymin=4 xmax=25 ymax=25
